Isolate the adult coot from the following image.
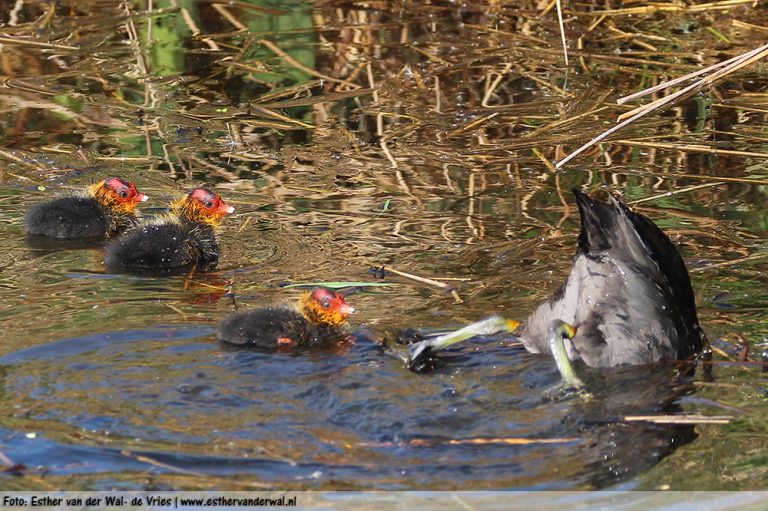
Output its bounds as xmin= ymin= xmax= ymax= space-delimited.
xmin=404 ymin=189 xmax=706 ymax=384
xmin=515 ymin=189 xmax=705 ymax=371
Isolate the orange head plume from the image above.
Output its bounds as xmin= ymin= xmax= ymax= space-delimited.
xmin=171 ymin=187 xmax=234 ymax=227
xmin=89 ymin=177 xmax=148 ymax=214
xmin=300 ymin=287 xmax=356 ymax=327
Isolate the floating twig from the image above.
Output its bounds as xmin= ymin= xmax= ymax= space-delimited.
xmin=357 ymin=436 xmax=579 ymax=448
xmin=374 ymin=264 xmax=464 ymax=304
xmin=623 ymin=414 xmax=732 ymax=425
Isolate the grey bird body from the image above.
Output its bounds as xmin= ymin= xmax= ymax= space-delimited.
xmin=515 ymin=190 xmax=705 ymax=368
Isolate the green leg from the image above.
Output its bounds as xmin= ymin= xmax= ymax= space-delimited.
xmin=408 ymin=315 xmax=519 ymax=368
xmin=547 ymin=320 xmax=585 ymax=388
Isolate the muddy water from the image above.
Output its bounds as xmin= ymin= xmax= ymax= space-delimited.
xmin=0 ymin=0 xmax=767 ymax=490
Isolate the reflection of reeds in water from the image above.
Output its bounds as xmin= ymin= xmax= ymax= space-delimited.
xmin=0 ymin=2 xmax=765 ymax=290
xmin=1 ymin=1 xmax=767 ymax=206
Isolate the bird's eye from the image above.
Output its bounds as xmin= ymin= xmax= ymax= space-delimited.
xmin=204 ymin=201 xmax=213 ymax=208
xmin=321 ymin=299 xmax=331 ymax=308
xmin=119 ymin=191 xmax=128 ymax=198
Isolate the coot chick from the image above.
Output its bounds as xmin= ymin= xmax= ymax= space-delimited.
xmin=515 ymin=189 xmax=706 ymax=377
xmin=25 ymin=177 xmax=148 ymax=239
xmin=104 ymin=187 xmax=234 ymax=271
xmin=218 ymin=288 xmax=356 ymax=348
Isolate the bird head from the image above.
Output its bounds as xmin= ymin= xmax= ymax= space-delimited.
xmin=171 ymin=188 xmax=235 ymax=227
xmin=90 ymin=177 xmax=148 ymax=213
xmin=300 ymin=287 xmax=356 ymax=327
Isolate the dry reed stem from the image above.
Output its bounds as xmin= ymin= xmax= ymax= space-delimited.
xmin=255 ymin=79 xmax=323 ymax=103
xmin=248 ymin=105 xmax=316 ymax=129
xmin=732 ymin=20 xmax=768 ymax=33
xmin=121 ymin=450 xmax=207 ymax=477
xmin=0 ymin=149 xmax=48 ymax=171
xmin=525 ymin=106 xmax=611 ymax=138
xmin=693 ymin=381 xmax=753 ymax=388
xmin=615 ymin=140 xmax=768 ymax=159
xmin=555 ymin=0 xmax=568 ymax=66
xmin=628 ymin=182 xmax=726 ymax=205
xmin=201 ymin=0 xmax=287 ymax=15
xmin=0 ymin=36 xmax=79 ymax=50
xmin=532 ymin=148 xmax=557 ymax=173
xmin=632 ymin=169 xmax=768 ymax=186
xmin=519 ymin=46 xmax=699 ymax=71
xmin=95 ymin=156 xmax=159 ymax=162
xmin=164 ymin=303 xmax=187 ymax=318
xmin=259 ymin=39 xmax=360 ymax=89
xmin=211 ymin=3 xmax=247 ymax=31
xmin=712 ymin=103 xmax=768 ymax=115
xmin=616 ymin=48 xmax=762 ymax=105
xmin=618 ymin=42 xmax=768 ymax=119
xmin=259 ymin=87 xmax=376 ymax=108
xmin=446 ymin=113 xmax=499 ymax=138
xmin=406 ymin=43 xmax=453 ymax=66
xmin=557 ymin=42 xmax=768 ymax=169
xmin=573 ymin=0 xmax=755 ymax=16
xmin=690 ymin=253 xmax=768 ymax=273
